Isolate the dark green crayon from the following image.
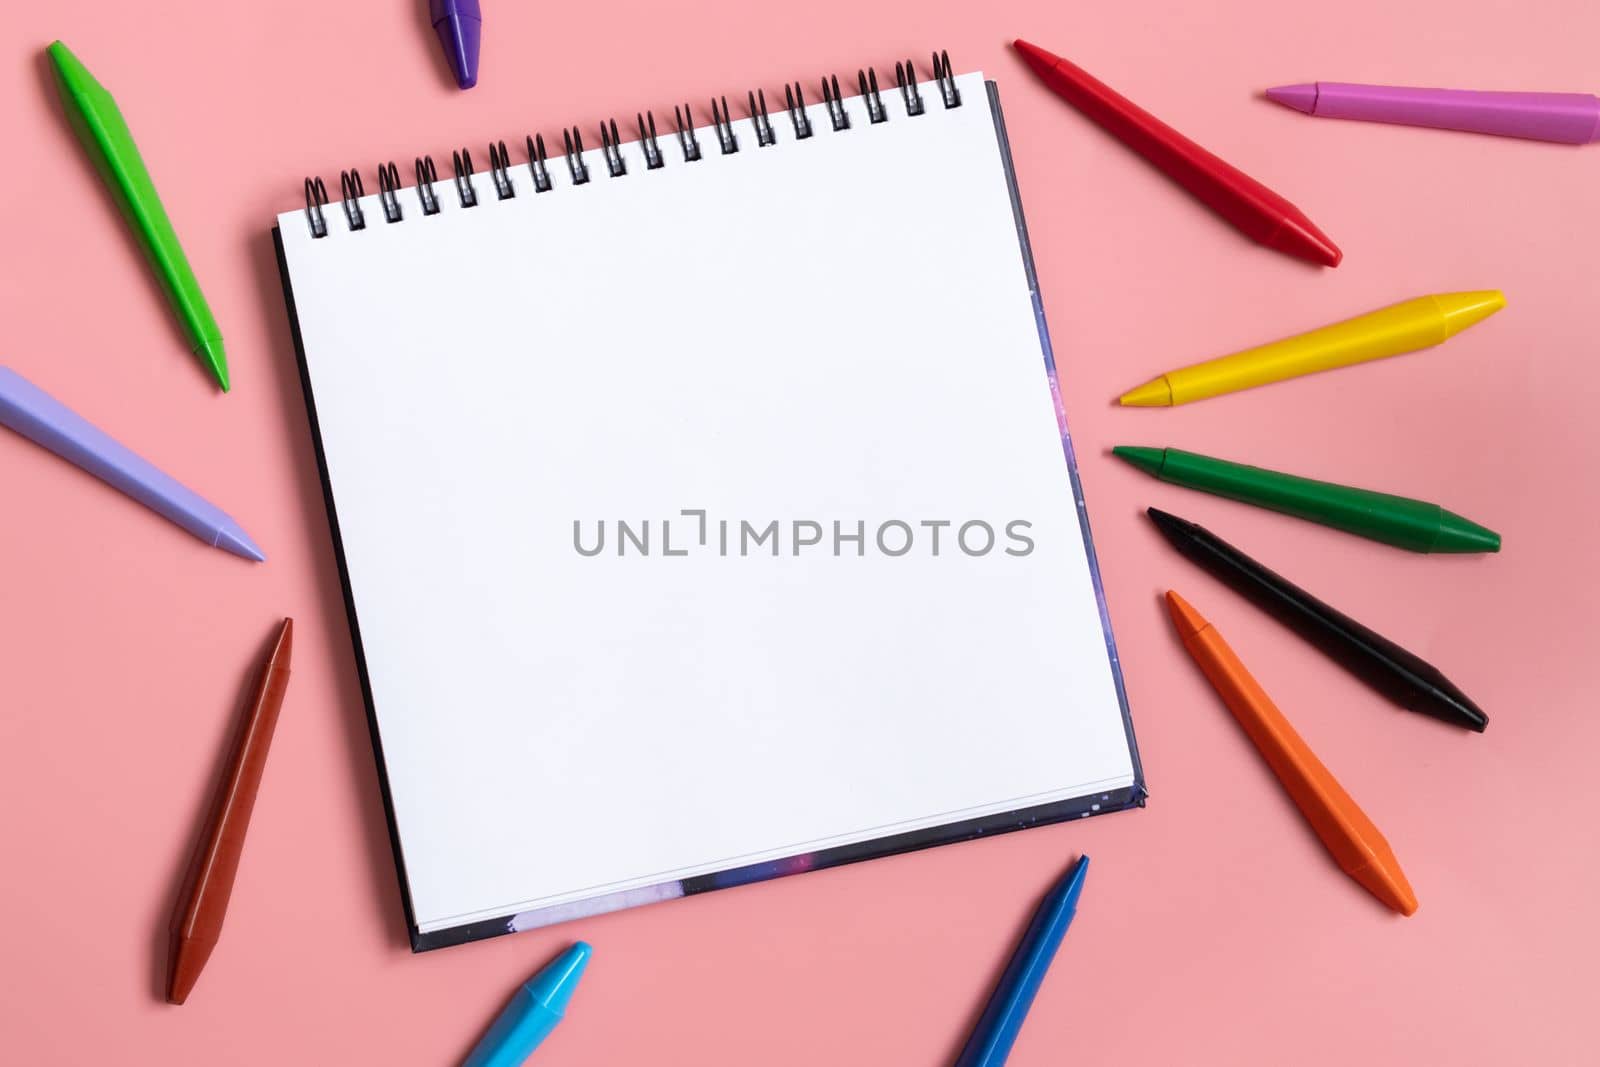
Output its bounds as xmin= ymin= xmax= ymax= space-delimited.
xmin=1112 ymin=446 xmax=1500 ymax=553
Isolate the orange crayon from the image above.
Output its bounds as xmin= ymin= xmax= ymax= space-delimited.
xmin=1165 ymin=591 xmax=1417 ymax=915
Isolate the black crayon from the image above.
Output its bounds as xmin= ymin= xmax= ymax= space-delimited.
xmin=1146 ymin=507 xmax=1488 ymax=732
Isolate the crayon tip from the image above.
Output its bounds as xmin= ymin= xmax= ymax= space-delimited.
xmin=215 ymin=525 xmax=267 ymax=562
xmin=1430 ymin=685 xmax=1489 ymax=733
xmin=524 ymin=942 xmax=591 ymax=1016
xmin=1111 ymin=445 xmax=1165 ymax=477
xmin=165 ymin=932 xmax=215 ymax=1005
xmin=1268 ymin=213 xmax=1343 ymax=267
xmin=1433 ymin=511 xmax=1504 ymax=556
xmin=1350 ymin=860 xmax=1419 ymax=916
xmin=1118 ymin=377 xmax=1173 ymax=407
xmin=1440 ymin=684 xmax=1484 ymax=735
xmin=1011 ymin=39 xmax=1061 ymax=79
xmin=1431 ymin=510 xmax=1501 ymax=554
xmin=196 ymin=336 xmax=230 ymax=392
xmin=45 ymin=40 xmax=86 ymax=82
xmin=1145 ymin=507 xmax=1194 ymax=543
xmin=270 ymin=617 xmax=294 ymax=664
xmin=1265 ymin=83 xmax=1319 ymax=115
xmin=1055 ymin=853 xmax=1090 ymax=908
xmin=432 ymin=0 xmax=483 ymax=90
xmin=46 ymin=40 xmax=102 ymax=104
xmin=1433 ymin=290 xmax=1506 ymax=339
xmin=1163 ymin=590 xmax=1212 ymax=639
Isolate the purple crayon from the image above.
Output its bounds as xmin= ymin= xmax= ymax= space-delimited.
xmin=0 ymin=367 xmax=264 ymax=560
xmin=1266 ymin=81 xmax=1600 ymax=144
xmin=430 ymin=0 xmax=482 ymax=90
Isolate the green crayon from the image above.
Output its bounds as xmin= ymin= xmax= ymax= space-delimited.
xmin=47 ymin=41 xmax=229 ymax=391
xmin=1112 ymin=446 xmax=1500 ymax=554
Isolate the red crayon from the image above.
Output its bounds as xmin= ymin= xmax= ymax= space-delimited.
xmin=1013 ymin=39 xmax=1342 ymax=267
xmin=167 ymin=618 xmax=293 ymax=1004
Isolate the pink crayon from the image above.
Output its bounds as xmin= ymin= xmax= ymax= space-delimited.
xmin=1266 ymin=82 xmax=1600 ymax=144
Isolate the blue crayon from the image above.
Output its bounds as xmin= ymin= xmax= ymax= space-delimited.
xmin=955 ymin=856 xmax=1089 ymax=1067
xmin=462 ymin=942 xmax=591 ymax=1067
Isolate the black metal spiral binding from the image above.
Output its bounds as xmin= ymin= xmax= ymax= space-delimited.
xmin=932 ymin=50 xmax=960 ymax=108
xmin=710 ymin=96 xmax=738 ymax=154
xmin=784 ymin=83 xmax=813 ymax=139
xmin=526 ymin=134 xmax=553 ymax=192
xmin=562 ymin=128 xmax=591 ymax=184
xmin=748 ymin=90 xmax=775 ymax=147
xmin=896 ymin=60 xmax=925 ymax=116
xmin=339 ymin=170 xmax=367 ymax=230
xmin=821 ymin=74 xmax=849 ymax=131
xmin=415 ymin=156 xmax=440 ymax=215
xmin=377 ymin=162 xmax=403 ymax=222
xmin=304 ymin=176 xmax=329 ymax=237
xmin=451 ymin=149 xmax=479 ymax=207
xmin=858 ymin=69 xmax=887 ymax=123
xmin=301 ymin=52 xmax=966 ymax=236
xmin=599 ymin=119 xmax=627 ymax=177
xmin=488 ymin=141 xmax=516 ymax=199
xmin=637 ymin=113 xmax=664 ymax=169
xmin=673 ymin=104 xmax=702 ymax=161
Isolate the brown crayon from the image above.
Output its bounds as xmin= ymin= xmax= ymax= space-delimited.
xmin=167 ymin=618 xmax=293 ymax=1004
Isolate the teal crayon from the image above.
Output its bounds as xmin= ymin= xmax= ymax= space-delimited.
xmin=462 ymin=942 xmax=590 ymax=1067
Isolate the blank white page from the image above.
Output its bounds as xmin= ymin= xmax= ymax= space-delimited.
xmin=277 ymin=72 xmax=1136 ymax=935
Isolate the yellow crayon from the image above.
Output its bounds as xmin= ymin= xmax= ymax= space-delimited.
xmin=1118 ymin=291 xmax=1505 ymax=407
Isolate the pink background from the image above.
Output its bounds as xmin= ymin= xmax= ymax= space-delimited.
xmin=2 ymin=0 xmax=1597 ymax=1062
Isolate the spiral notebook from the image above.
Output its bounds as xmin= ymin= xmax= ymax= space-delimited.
xmin=272 ymin=58 xmax=1143 ymax=951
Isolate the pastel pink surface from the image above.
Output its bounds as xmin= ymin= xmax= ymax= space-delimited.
xmin=1 ymin=1 xmax=1597 ymax=1064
